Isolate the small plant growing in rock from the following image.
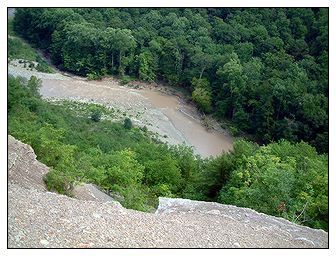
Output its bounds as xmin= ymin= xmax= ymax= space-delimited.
xmin=43 ymin=169 xmax=73 ymax=197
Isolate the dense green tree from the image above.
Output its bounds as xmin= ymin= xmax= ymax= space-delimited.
xmin=191 ymin=77 xmax=212 ymax=113
xmin=114 ymin=29 xmax=137 ymax=75
xmin=12 ymin=7 xmax=328 ymax=152
xmin=190 ymin=47 xmax=214 ymax=79
xmin=216 ymin=55 xmax=247 ymax=120
xmin=138 ymin=51 xmax=157 ymax=82
xmin=219 ymin=140 xmax=328 ymax=230
xmin=144 ymin=155 xmax=182 ymax=194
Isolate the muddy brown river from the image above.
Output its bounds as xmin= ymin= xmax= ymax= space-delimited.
xmin=9 ymin=64 xmax=233 ymax=157
xmin=139 ymin=89 xmax=233 ymax=157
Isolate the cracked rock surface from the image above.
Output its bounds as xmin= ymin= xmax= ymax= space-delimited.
xmin=8 ymin=135 xmax=328 ymax=248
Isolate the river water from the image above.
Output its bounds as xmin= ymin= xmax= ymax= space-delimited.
xmin=9 ymin=64 xmax=233 ymax=157
xmin=139 ymin=89 xmax=233 ymax=157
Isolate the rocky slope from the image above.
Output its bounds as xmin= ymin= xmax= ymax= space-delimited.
xmin=8 ymin=135 xmax=328 ymax=248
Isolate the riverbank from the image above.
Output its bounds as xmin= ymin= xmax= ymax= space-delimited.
xmin=8 ymin=62 xmax=233 ymax=157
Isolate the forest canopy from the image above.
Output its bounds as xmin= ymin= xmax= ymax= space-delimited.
xmin=12 ymin=7 xmax=329 ymax=153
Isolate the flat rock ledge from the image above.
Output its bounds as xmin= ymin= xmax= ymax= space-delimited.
xmin=8 ymin=135 xmax=328 ymax=248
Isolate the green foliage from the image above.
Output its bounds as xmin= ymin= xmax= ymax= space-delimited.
xmin=36 ymin=124 xmax=78 ymax=177
xmin=191 ymin=77 xmax=212 ymax=113
xmin=8 ymin=17 xmax=16 ymax=36
xmin=27 ymin=75 xmax=42 ymax=97
xmin=152 ymin=183 xmax=175 ymax=198
xmin=9 ymin=7 xmax=328 ymax=229
xmin=8 ymin=75 xmax=41 ymax=113
xmin=103 ymin=149 xmax=144 ymax=187
xmin=192 ymin=87 xmax=212 ymax=113
xmin=8 ymin=75 xmax=198 ymax=213
xmin=98 ymin=149 xmax=148 ymax=210
xmin=43 ymin=169 xmax=74 ymax=196
xmin=35 ymin=62 xmax=53 ymax=73
xmin=138 ymin=51 xmax=157 ymax=82
xmin=8 ymin=75 xmax=328 ymax=230
xmin=87 ymin=71 xmax=102 ymax=80
xmin=123 ymin=117 xmax=133 ymax=129
xmin=12 ymin=8 xmax=328 ymax=152
xmin=144 ymin=156 xmax=182 ymax=194
xmin=8 ymin=36 xmax=54 ymax=73
xmin=218 ymin=140 xmax=328 ymax=230
xmin=120 ymin=75 xmax=133 ymax=85
xmin=8 ymin=37 xmax=37 ymax=61
xmin=90 ymin=106 xmax=102 ymax=122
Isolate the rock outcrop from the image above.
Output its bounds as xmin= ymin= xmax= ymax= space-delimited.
xmin=72 ymin=183 xmax=115 ymax=203
xmin=8 ymin=135 xmax=328 ymax=248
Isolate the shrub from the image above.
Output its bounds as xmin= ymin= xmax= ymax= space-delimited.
xmin=8 ymin=37 xmax=36 ymax=61
xmin=100 ymin=149 xmax=147 ymax=210
xmin=191 ymin=78 xmax=212 ymax=113
xmin=87 ymin=71 xmax=102 ymax=80
xmin=90 ymin=107 xmax=102 ymax=122
xmin=43 ymin=169 xmax=74 ymax=196
xmin=120 ymin=75 xmax=132 ymax=85
xmin=36 ymin=62 xmax=54 ymax=73
xmin=201 ymin=115 xmax=214 ymax=131
xmin=28 ymin=62 xmax=35 ymax=68
xmin=124 ymin=117 xmax=133 ymax=129
xmin=218 ymin=140 xmax=328 ymax=230
xmin=120 ymin=185 xmax=148 ymax=211
xmin=152 ymin=183 xmax=174 ymax=197
xmin=27 ymin=76 xmax=42 ymax=97
xmin=228 ymin=125 xmax=239 ymax=136
xmin=144 ymin=156 xmax=183 ymax=193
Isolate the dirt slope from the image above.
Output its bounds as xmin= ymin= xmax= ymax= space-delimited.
xmin=8 ymin=135 xmax=328 ymax=248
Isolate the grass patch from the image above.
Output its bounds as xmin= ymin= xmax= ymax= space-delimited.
xmin=120 ymin=75 xmax=134 ymax=85
xmin=8 ymin=32 xmax=54 ymax=73
xmin=8 ymin=17 xmax=16 ymax=37
xmin=8 ymin=37 xmax=37 ymax=61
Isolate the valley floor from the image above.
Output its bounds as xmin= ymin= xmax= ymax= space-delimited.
xmin=8 ymin=62 xmax=233 ymax=157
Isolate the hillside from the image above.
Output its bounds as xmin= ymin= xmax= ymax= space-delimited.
xmin=12 ymin=8 xmax=328 ymax=153
xmin=8 ymin=62 xmax=233 ymax=157
xmin=8 ymin=135 xmax=328 ymax=248
xmin=7 ymin=7 xmax=329 ymax=245
xmin=7 ymin=72 xmax=329 ymax=230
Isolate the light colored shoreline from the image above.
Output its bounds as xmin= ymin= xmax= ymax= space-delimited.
xmin=8 ymin=63 xmax=233 ymax=157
